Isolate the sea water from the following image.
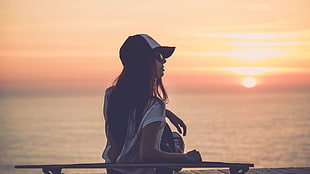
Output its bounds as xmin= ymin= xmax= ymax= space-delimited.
xmin=1 ymin=91 xmax=309 ymax=174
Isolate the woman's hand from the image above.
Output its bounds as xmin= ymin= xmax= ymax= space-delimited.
xmin=166 ymin=109 xmax=187 ymax=136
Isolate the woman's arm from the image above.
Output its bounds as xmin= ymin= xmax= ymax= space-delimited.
xmin=140 ymin=121 xmax=202 ymax=162
xmin=166 ymin=109 xmax=187 ymax=136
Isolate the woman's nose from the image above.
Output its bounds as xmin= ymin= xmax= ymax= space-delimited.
xmin=162 ymin=59 xmax=167 ymax=64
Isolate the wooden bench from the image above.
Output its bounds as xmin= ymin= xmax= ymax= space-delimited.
xmin=15 ymin=161 xmax=254 ymax=174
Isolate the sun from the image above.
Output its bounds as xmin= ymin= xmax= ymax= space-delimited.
xmin=242 ymin=77 xmax=257 ymax=88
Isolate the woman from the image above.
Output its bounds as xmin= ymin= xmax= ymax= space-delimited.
xmin=102 ymin=34 xmax=202 ymax=174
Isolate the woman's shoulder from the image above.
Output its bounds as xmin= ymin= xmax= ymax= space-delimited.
xmin=105 ymin=86 xmax=114 ymax=93
xmin=141 ymin=97 xmax=166 ymax=126
xmin=104 ymin=86 xmax=114 ymax=96
xmin=148 ymin=96 xmax=165 ymax=108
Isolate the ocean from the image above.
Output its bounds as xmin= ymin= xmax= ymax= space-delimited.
xmin=1 ymin=91 xmax=309 ymax=174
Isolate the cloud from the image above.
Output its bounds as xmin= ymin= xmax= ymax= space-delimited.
xmin=198 ymin=50 xmax=292 ymax=62
xmin=232 ymin=42 xmax=307 ymax=47
xmin=218 ymin=67 xmax=280 ymax=75
xmin=194 ymin=32 xmax=298 ymax=39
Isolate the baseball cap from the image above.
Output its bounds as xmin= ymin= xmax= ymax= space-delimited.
xmin=119 ymin=34 xmax=175 ymax=65
xmin=138 ymin=34 xmax=175 ymax=58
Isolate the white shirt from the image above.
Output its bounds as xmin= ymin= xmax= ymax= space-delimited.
xmin=102 ymin=87 xmax=166 ymax=174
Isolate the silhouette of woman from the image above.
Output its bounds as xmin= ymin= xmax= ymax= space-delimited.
xmin=102 ymin=34 xmax=202 ymax=174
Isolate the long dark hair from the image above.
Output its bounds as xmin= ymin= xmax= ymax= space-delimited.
xmin=106 ymin=36 xmax=168 ymax=146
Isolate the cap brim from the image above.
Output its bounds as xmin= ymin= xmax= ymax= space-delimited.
xmin=154 ymin=46 xmax=175 ymax=58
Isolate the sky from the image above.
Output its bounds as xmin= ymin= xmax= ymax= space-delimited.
xmin=1 ymin=0 xmax=310 ymax=96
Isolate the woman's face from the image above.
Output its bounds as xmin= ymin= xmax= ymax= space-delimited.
xmin=154 ymin=52 xmax=166 ymax=78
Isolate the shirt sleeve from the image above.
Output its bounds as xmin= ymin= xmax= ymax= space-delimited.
xmin=141 ymin=98 xmax=166 ymax=129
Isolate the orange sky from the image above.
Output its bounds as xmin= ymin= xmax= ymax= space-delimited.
xmin=1 ymin=0 xmax=310 ymax=95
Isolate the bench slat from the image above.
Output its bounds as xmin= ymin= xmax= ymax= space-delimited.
xmin=15 ymin=161 xmax=254 ymax=168
xmin=15 ymin=161 xmax=254 ymax=174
